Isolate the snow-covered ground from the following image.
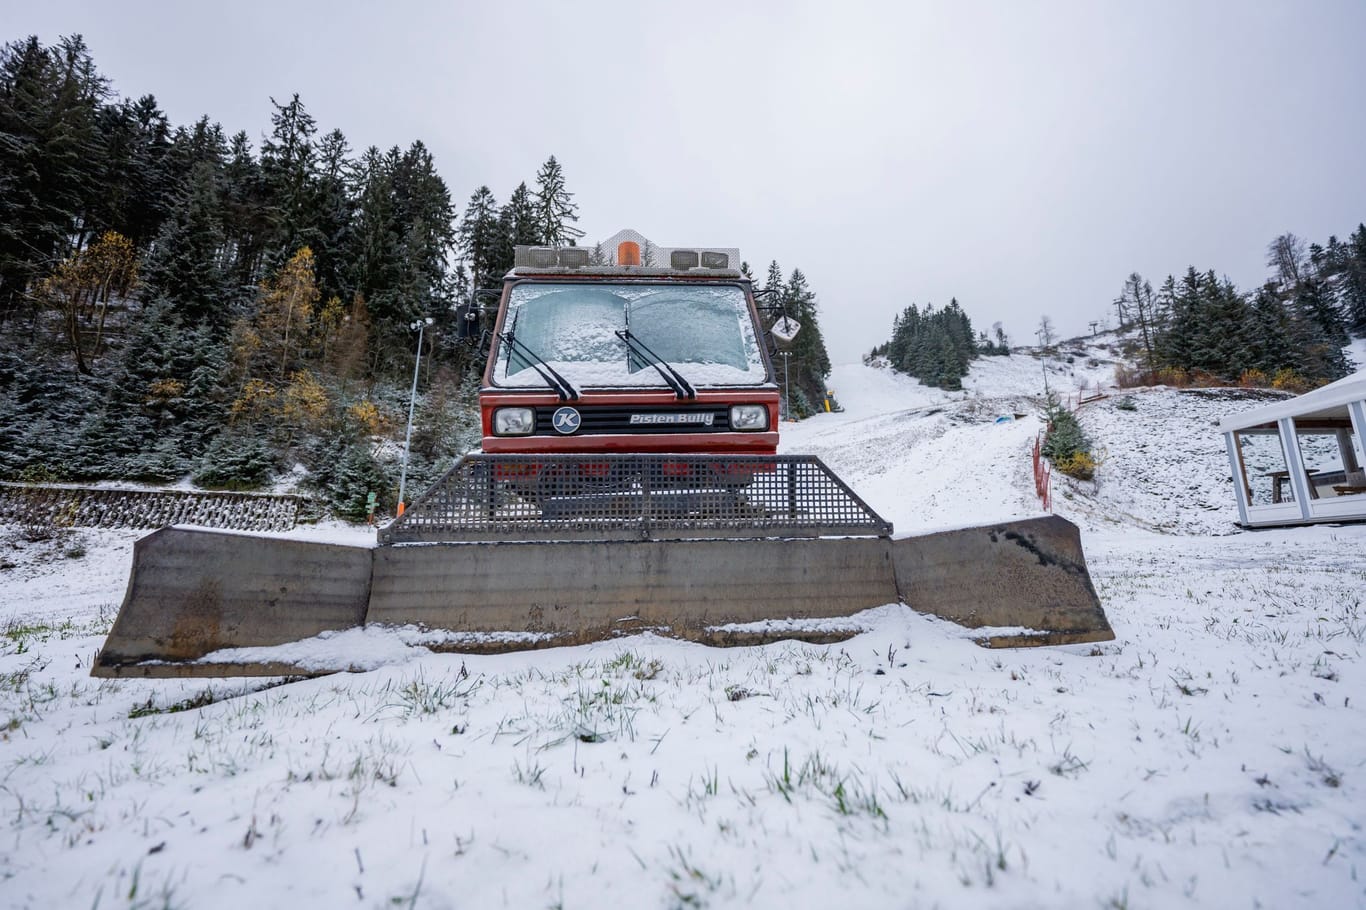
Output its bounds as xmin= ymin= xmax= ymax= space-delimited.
xmin=2 ymin=346 xmax=1364 ymax=909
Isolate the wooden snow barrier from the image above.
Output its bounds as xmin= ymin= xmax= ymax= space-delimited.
xmin=0 ymin=482 xmax=304 ymax=533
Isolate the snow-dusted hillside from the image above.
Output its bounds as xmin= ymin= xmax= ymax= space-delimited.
xmin=1057 ymin=388 xmax=1292 ymax=536
xmin=2 ymin=344 xmax=1363 ymax=910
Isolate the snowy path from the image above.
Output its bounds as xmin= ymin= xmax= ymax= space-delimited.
xmin=2 ymin=356 xmax=1364 ymax=909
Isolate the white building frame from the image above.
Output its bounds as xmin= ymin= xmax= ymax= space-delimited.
xmin=1217 ymin=370 xmax=1366 ymax=527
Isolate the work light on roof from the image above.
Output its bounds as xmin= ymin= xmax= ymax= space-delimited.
xmin=525 ymin=247 xmax=558 ymax=268
xmin=558 ymin=248 xmax=590 ymax=268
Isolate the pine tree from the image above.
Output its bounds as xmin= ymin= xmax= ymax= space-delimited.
xmin=505 ymin=181 xmax=539 ymax=246
xmin=220 ymin=130 xmax=271 ymax=293
xmin=1247 ymin=284 xmax=1295 ymax=375
xmin=390 ymin=141 xmax=456 ymax=312
xmin=163 ymin=116 xmax=228 ymax=193
xmin=763 ymin=260 xmax=784 ymax=297
xmin=259 ymin=94 xmax=318 ymax=267
xmin=459 ymin=186 xmax=503 ymax=290
xmin=783 ymin=268 xmax=832 ymax=413
xmin=0 ymin=35 xmax=110 ymax=318
xmin=1342 ymin=224 xmax=1366 ymax=335
xmin=141 ymin=161 xmax=231 ymax=326
xmin=346 ymin=146 xmax=405 ymax=327
xmin=89 ymin=94 xmax=173 ymax=247
xmin=75 ymin=301 xmax=205 ymax=480
xmin=310 ymin=128 xmax=353 ymax=302
xmin=533 ymin=156 xmax=582 ymax=246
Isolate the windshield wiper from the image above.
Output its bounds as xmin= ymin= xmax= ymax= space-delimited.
xmin=499 ymin=332 xmax=579 ymax=401
xmin=615 ymin=329 xmax=696 ymax=400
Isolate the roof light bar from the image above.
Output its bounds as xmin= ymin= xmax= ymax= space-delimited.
xmin=511 ymin=237 xmax=741 ymax=274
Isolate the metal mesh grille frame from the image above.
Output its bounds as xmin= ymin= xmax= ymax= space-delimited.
xmin=380 ymin=454 xmax=892 ymax=544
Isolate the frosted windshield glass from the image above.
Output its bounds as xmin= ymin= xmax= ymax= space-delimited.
xmin=628 ymin=290 xmax=749 ymax=371
xmin=506 ymin=287 xmax=626 ymax=374
xmin=495 ymin=283 xmax=766 ymax=388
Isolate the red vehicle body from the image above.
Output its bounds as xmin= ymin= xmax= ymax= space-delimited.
xmin=479 ymin=250 xmax=781 ymax=463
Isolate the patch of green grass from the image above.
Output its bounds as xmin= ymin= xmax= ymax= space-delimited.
xmin=129 ymin=689 xmax=219 ymax=719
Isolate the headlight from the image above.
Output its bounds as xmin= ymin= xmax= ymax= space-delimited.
xmin=729 ymin=404 xmax=768 ymax=431
xmin=493 ymin=407 xmax=535 ymax=436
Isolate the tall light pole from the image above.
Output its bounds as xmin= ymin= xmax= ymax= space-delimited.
xmin=1035 ymin=328 xmax=1051 ymax=397
xmin=397 ymin=316 xmax=434 ymax=515
xmin=779 ymin=350 xmax=792 ymax=421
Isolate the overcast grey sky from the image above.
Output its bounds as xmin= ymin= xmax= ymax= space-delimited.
xmin=8 ymin=0 xmax=1366 ymax=360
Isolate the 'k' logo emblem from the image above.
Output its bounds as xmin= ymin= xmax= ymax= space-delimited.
xmin=552 ymin=407 xmax=581 ymax=435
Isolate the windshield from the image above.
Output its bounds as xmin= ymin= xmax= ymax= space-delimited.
xmin=493 ymin=282 xmax=768 ymax=388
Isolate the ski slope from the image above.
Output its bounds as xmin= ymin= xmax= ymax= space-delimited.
xmin=2 ymin=350 xmax=1363 ymax=910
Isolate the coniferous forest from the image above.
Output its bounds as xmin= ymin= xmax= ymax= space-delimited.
xmin=755 ymin=260 xmax=833 ymax=416
xmin=871 ymin=299 xmax=1009 ymax=391
xmin=873 ymin=225 xmax=1365 ymax=396
xmin=0 ymin=35 xmax=833 ymax=514
xmin=1116 ymin=229 xmax=1366 ymax=390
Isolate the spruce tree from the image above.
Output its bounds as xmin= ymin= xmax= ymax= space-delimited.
xmin=458 ymin=186 xmax=503 ymax=290
xmin=90 ymin=94 xmax=173 ymax=247
xmin=505 ymin=182 xmax=540 ymax=246
xmin=1343 ymin=224 xmax=1366 ymax=335
xmin=0 ymin=35 xmax=110 ymax=318
xmin=533 ymin=156 xmax=583 ymax=246
xmin=220 ymin=130 xmax=271 ymax=293
xmin=346 ymin=146 xmax=404 ymax=327
xmin=141 ymin=161 xmax=231 ymax=327
xmin=783 ymin=268 xmax=832 ymax=413
xmin=259 ymin=94 xmax=319 ymax=266
xmin=311 ymin=128 xmax=354 ymax=302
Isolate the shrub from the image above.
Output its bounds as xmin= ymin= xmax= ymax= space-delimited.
xmin=1042 ymin=400 xmax=1096 ymax=480
xmin=1055 ymin=452 xmax=1096 ymax=480
xmin=305 ymin=429 xmax=395 ymax=521
xmin=1115 ymin=396 xmax=1137 ymax=412
xmin=1042 ymin=404 xmax=1089 ymax=462
xmin=1271 ymin=368 xmax=1313 ymax=394
xmin=193 ymin=432 xmax=276 ymax=490
xmin=327 ymin=443 xmax=393 ymax=521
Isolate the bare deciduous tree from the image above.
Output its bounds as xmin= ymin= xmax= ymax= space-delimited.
xmin=1267 ymin=233 xmax=1307 ymax=289
xmin=1036 ymin=315 xmax=1055 ymax=350
xmin=1115 ymin=272 xmax=1159 ymax=372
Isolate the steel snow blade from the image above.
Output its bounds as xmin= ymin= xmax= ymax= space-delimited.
xmin=92 ymin=514 xmax=1113 ymax=678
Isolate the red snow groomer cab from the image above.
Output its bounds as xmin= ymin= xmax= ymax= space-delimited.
xmin=479 ymin=240 xmax=781 ymax=469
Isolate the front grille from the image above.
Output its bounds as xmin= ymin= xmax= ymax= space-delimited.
xmin=534 ymin=404 xmax=732 ymax=435
xmin=380 ymin=454 xmax=892 ymax=543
